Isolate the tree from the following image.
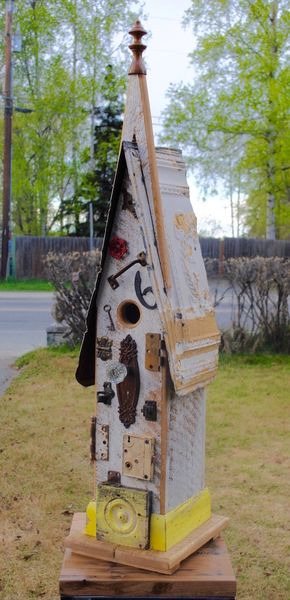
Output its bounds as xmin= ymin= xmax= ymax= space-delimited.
xmin=0 ymin=0 xmax=141 ymax=236
xmin=161 ymin=0 xmax=290 ymax=240
xmin=66 ymin=65 xmax=124 ymax=237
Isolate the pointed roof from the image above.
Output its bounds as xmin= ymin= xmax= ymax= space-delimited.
xmin=76 ymin=22 xmax=219 ymax=394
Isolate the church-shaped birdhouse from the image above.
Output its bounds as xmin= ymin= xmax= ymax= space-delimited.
xmin=71 ymin=21 xmax=228 ymax=574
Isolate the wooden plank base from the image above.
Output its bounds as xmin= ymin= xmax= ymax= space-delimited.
xmin=64 ymin=512 xmax=229 ymax=575
xmin=60 ymin=514 xmax=236 ymax=599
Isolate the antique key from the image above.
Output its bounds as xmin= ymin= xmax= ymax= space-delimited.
xmin=104 ymin=304 xmax=115 ymax=331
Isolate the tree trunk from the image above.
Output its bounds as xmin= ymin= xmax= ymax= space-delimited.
xmin=266 ymin=1 xmax=278 ymax=240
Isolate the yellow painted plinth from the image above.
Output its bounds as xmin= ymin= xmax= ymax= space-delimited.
xmin=85 ymin=500 xmax=96 ymax=536
xmin=150 ymin=488 xmax=211 ymax=551
xmin=84 ymin=487 xmax=211 ymax=552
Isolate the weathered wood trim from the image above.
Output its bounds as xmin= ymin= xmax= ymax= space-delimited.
xmin=175 ymin=370 xmax=219 ymax=396
xmin=177 ymin=342 xmax=219 ymax=360
xmin=65 ymin=510 xmax=229 ymax=575
xmin=173 ymin=313 xmax=220 ymax=345
xmin=138 ymin=75 xmax=171 ymax=290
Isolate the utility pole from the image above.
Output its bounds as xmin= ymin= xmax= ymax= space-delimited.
xmin=1 ymin=1 xmax=14 ymax=280
xmin=89 ymin=106 xmax=95 ymax=251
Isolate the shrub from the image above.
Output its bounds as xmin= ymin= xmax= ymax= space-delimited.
xmin=213 ymin=257 xmax=290 ymax=353
xmin=44 ymin=250 xmax=101 ymax=344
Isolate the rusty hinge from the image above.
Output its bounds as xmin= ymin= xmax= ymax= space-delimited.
xmin=90 ymin=416 xmax=97 ymax=462
xmin=145 ymin=333 xmax=162 ymax=371
xmin=96 ymin=424 xmax=109 ymax=461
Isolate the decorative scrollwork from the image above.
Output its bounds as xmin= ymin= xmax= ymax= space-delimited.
xmin=134 ymin=270 xmax=157 ymax=310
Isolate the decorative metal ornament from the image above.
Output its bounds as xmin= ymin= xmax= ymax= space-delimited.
xmin=106 ymin=362 xmax=128 ymax=385
xmin=109 ymin=236 xmax=128 ymax=260
xmin=134 ymin=270 xmax=157 ymax=310
xmin=116 ymin=335 xmax=140 ymax=428
xmin=96 ymin=337 xmax=113 ymax=361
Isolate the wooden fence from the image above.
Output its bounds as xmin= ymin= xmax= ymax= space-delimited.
xmin=10 ymin=235 xmax=290 ymax=279
xmin=199 ymin=236 xmax=290 ymax=259
xmin=13 ymin=236 xmax=102 ymax=279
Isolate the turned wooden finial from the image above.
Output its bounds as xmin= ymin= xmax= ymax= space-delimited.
xmin=128 ymin=20 xmax=147 ymax=75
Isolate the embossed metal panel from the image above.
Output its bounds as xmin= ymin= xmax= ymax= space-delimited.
xmin=96 ymin=483 xmax=151 ymax=549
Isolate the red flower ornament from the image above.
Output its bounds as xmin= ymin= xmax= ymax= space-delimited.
xmin=109 ymin=236 xmax=128 ymax=260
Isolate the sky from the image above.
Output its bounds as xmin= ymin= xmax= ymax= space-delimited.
xmin=140 ymin=0 xmax=233 ymax=236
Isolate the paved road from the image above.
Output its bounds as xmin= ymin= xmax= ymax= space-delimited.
xmin=209 ymin=279 xmax=237 ymax=330
xmin=0 ymin=292 xmax=55 ymax=394
xmin=0 ymin=283 xmax=235 ymax=395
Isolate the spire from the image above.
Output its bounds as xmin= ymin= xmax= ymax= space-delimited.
xmin=124 ymin=20 xmax=171 ymax=290
xmin=128 ymin=20 xmax=147 ymax=75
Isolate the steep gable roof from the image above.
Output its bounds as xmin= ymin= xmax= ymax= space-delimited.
xmin=76 ymin=141 xmax=219 ymax=394
xmin=76 ymin=20 xmax=219 ymax=393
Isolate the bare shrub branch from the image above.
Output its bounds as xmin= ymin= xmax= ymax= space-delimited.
xmin=206 ymin=257 xmax=290 ymax=353
xmin=44 ymin=251 xmax=101 ymax=344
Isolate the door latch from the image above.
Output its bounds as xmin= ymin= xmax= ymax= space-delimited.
xmin=97 ymin=382 xmax=115 ymax=405
xmin=141 ymin=400 xmax=157 ymax=422
xmin=90 ymin=416 xmax=96 ymax=461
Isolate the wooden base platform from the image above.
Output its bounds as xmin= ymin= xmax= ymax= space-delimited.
xmin=65 ymin=512 xmax=228 ymax=575
xmin=60 ymin=513 xmax=236 ymax=599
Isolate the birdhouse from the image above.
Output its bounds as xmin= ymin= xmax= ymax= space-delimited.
xmin=72 ymin=21 xmax=228 ymax=574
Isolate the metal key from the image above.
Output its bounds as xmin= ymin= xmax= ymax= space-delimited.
xmin=104 ymin=304 xmax=115 ymax=331
xmin=107 ymin=252 xmax=147 ymax=290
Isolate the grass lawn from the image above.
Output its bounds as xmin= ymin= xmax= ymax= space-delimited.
xmin=0 ymin=279 xmax=54 ymax=292
xmin=0 ymin=350 xmax=289 ymax=599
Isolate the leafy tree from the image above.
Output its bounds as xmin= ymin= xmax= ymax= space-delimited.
xmin=161 ymin=0 xmax=290 ymax=240
xmin=0 ymin=0 xmax=141 ymax=236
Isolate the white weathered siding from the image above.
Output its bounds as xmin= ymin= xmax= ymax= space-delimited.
xmin=165 ymin=387 xmax=206 ymax=512
xmin=95 ymin=173 xmax=163 ymax=513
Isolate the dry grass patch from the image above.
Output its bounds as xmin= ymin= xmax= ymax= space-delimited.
xmin=207 ymin=355 xmax=290 ymax=600
xmin=0 ymin=350 xmax=289 ymax=599
xmin=0 ymin=348 xmax=94 ymax=600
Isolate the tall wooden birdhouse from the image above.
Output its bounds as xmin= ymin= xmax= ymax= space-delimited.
xmin=71 ymin=21 xmax=228 ymax=574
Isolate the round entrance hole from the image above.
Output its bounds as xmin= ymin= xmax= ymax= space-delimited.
xmin=117 ymin=300 xmax=141 ymax=327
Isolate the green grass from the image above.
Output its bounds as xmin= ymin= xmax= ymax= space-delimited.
xmin=0 ymin=278 xmax=54 ymax=292
xmin=0 ymin=351 xmax=289 ymax=599
xmin=219 ymin=352 xmax=290 ymax=367
xmin=208 ymin=353 xmax=290 ymax=599
xmin=15 ymin=345 xmax=80 ymax=369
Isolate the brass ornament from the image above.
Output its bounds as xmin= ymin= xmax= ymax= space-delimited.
xmin=96 ymin=337 xmax=113 ymax=361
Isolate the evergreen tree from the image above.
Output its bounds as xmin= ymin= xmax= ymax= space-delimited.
xmin=63 ymin=65 xmax=124 ymax=236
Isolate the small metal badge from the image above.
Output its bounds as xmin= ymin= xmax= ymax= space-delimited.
xmin=97 ymin=337 xmax=113 ymax=361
